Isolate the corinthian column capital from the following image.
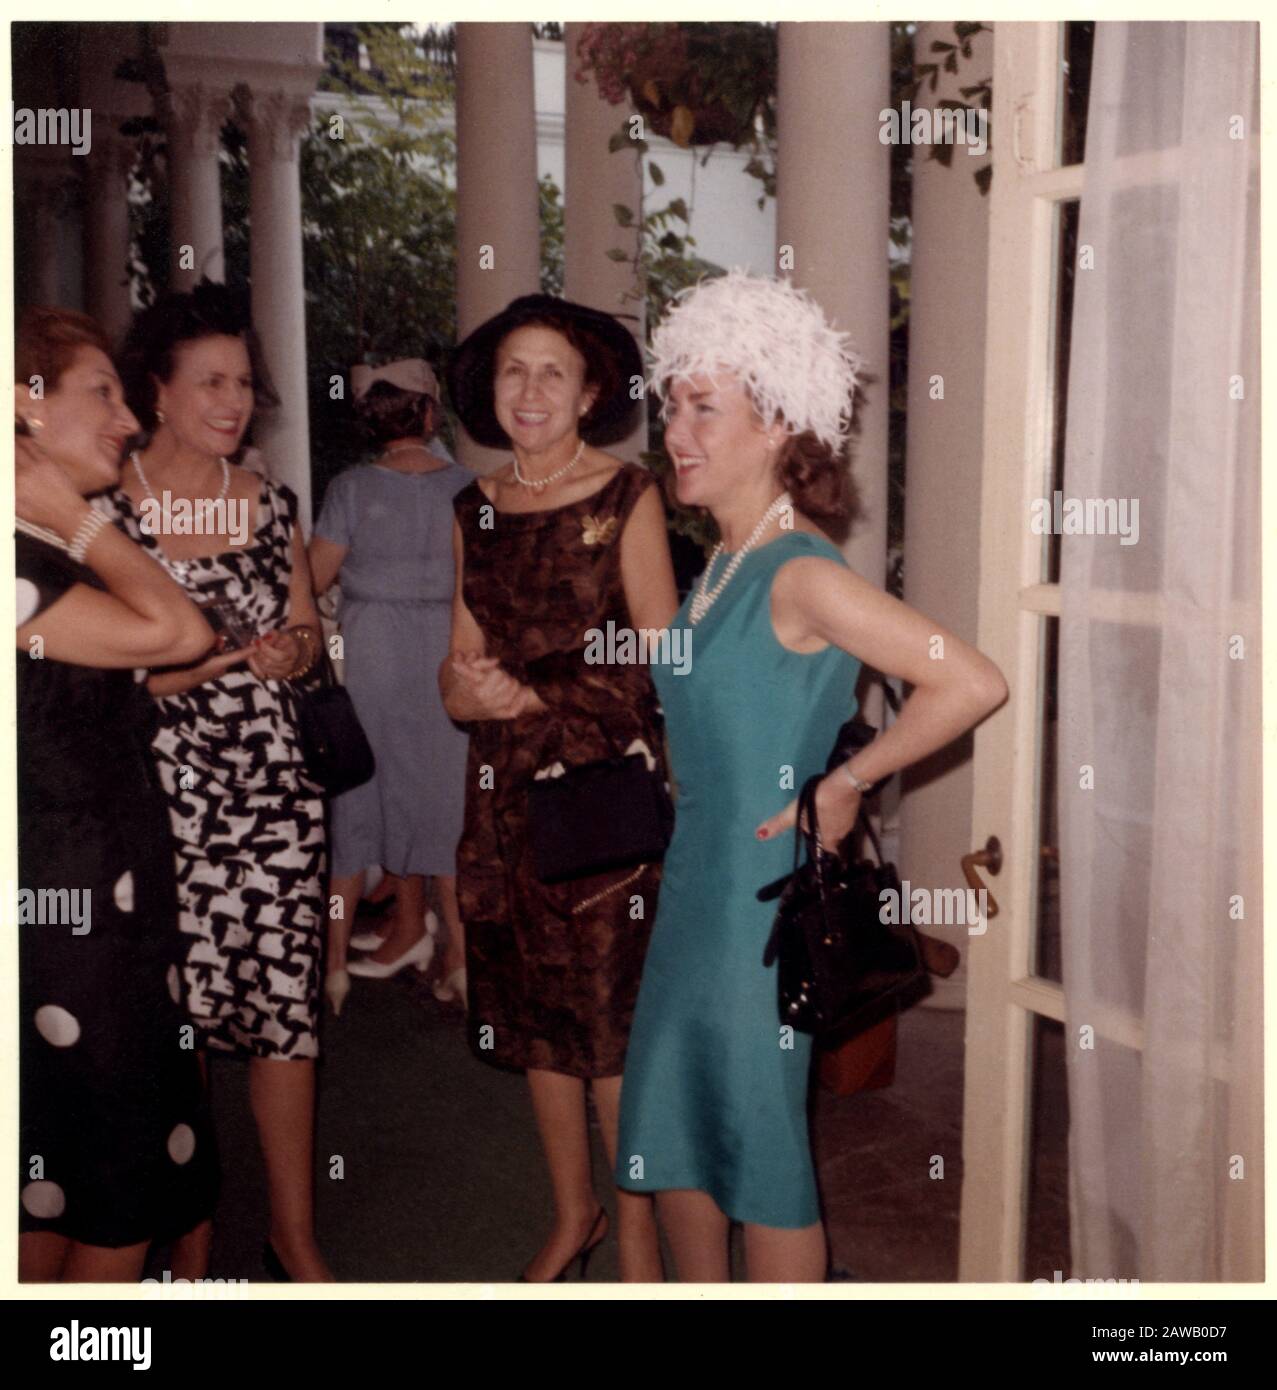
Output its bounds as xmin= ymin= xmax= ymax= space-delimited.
xmin=86 ymin=120 xmax=139 ymax=181
xmin=237 ymin=86 xmax=312 ymax=162
xmin=163 ymin=82 xmax=234 ymax=158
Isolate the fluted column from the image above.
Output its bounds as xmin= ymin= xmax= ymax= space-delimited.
xmin=240 ymin=86 xmax=314 ymax=526
xmin=454 ymin=22 xmax=541 ymax=472
xmin=895 ymin=23 xmax=993 ymax=1009
xmin=776 ymin=23 xmax=890 ymax=589
xmin=163 ymin=81 xmax=231 ymax=287
xmin=15 ymin=149 xmax=72 ymax=306
xmin=564 ymin=21 xmax=646 ymax=463
xmin=78 ymin=22 xmax=150 ymax=342
xmin=83 ymin=125 xmax=137 ymax=346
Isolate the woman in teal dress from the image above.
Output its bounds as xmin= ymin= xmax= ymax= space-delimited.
xmin=616 ymin=271 xmax=1008 ymax=1282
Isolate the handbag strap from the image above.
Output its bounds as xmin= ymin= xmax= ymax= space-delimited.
xmin=796 ymin=771 xmax=892 ymax=914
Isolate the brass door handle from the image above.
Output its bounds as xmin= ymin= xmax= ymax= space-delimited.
xmin=960 ymin=836 xmax=1002 ymax=920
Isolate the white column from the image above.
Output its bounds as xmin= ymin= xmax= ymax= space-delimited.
xmin=776 ymin=22 xmax=890 ymax=590
xmin=78 ymin=22 xmax=150 ymax=342
xmin=563 ymin=22 xmax=647 ymax=463
xmin=163 ymin=82 xmax=231 ymax=288
xmin=16 ymin=150 xmax=70 ymax=306
xmin=83 ymin=126 xmax=136 ymax=346
xmin=895 ymin=23 xmax=993 ymax=1009
xmin=240 ymin=87 xmax=314 ymax=527
xmin=454 ymin=22 xmax=541 ymax=472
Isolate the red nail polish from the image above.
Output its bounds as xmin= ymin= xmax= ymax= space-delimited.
xmin=757 ymin=828 xmax=768 ymax=840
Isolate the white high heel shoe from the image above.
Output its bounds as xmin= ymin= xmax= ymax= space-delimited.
xmin=346 ymin=928 xmax=436 ymax=979
xmin=432 ymin=967 xmax=468 ymax=1009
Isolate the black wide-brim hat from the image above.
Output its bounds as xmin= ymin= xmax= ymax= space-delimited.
xmin=446 ymin=294 xmax=644 ymax=450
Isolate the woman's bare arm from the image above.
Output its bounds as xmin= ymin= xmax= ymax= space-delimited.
xmin=756 ymin=556 xmax=1008 ymax=841
xmin=15 ymin=479 xmax=213 ymax=670
xmin=308 ymin=535 xmax=348 ymax=597
xmin=439 ymin=513 xmax=507 ymax=721
xmin=149 ymin=521 xmax=324 ymax=697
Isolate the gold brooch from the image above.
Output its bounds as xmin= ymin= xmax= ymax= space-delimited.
xmin=581 ymin=514 xmax=619 ymax=546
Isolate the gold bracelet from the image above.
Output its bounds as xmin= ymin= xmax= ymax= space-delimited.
xmin=282 ymin=625 xmax=320 ymax=680
xmin=843 ymin=763 xmax=875 ymax=794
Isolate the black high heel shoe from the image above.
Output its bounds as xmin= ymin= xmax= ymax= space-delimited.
xmin=518 ymin=1206 xmax=608 ymax=1283
xmin=262 ymin=1242 xmax=292 ymax=1283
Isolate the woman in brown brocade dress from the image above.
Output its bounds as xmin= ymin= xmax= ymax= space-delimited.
xmin=442 ymin=296 xmax=677 ymax=1282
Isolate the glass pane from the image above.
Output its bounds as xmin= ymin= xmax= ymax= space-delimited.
xmin=1057 ymin=20 xmax=1097 ymax=167
xmin=1040 ymin=197 xmax=1080 ymax=585
xmin=1032 ymin=615 xmax=1061 ymax=982
xmin=1024 ymin=1014 xmax=1071 ymax=1279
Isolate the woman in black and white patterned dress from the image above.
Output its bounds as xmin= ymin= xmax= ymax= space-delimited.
xmin=105 ymin=284 xmax=332 ymax=1281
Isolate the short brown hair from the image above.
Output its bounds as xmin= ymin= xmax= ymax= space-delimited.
xmin=16 ymin=307 xmax=112 ymax=394
xmin=776 ymin=430 xmax=856 ymax=534
xmin=354 ymin=380 xmax=438 ymax=449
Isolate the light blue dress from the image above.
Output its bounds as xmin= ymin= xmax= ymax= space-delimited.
xmin=615 ymin=531 xmax=860 ymax=1228
xmin=315 ymin=460 xmax=472 ymax=878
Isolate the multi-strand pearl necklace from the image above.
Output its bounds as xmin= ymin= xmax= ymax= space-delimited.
xmin=511 ymin=438 xmax=584 ymax=491
xmin=15 ymin=518 xmax=69 ymax=550
xmin=16 ymin=509 xmax=112 ymax=563
xmin=688 ymin=491 xmax=793 ymax=626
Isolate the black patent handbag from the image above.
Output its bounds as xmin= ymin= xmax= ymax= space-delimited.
xmin=528 ymin=742 xmax=674 ymax=884
xmin=293 ymin=654 xmax=376 ymax=796
xmin=759 ymin=751 xmax=930 ymax=1039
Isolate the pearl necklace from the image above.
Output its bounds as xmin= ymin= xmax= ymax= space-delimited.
xmin=689 ymin=491 xmax=793 ymax=626
xmin=131 ymin=449 xmax=230 ymax=506
xmin=511 ymin=438 xmax=584 ymax=491
xmin=380 ymin=443 xmax=439 ymax=473
xmin=15 ymin=517 xmax=69 ymax=551
xmin=129 ymin=450 xmax=229 ymax=581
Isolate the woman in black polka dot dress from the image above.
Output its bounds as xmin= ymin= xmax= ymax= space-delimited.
xmin=14 ymin=308 xmax=218 ymax=1281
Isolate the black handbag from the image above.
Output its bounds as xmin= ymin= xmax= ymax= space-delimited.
xmin=293 ymin=655 xmax=376 ymax=796
xmin=528 ymin=743 xmax=674 ymax=884
xmin=759 ymin=770 xmax=930 ymax=1039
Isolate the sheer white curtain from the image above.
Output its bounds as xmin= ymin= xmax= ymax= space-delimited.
xmin=1057 ymin=21 xmax=1261 ymax=1282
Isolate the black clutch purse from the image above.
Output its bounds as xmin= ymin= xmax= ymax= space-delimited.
xmin=528 ymin=742 xmax=674 ymax=884
xmin=293 ymin=655 xmax=376 ymax=796
xmin=759 ymin=761 xmax=930 ymax=1039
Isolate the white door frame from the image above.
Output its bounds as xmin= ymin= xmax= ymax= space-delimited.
xmin=958 ymin=20 xmax=1079 ymax=1281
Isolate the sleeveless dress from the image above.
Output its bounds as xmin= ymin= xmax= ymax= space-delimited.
xmin=314 ymin=461 xmax=472 ymax=877
xmin=453 ymin=464 xmax=667 ymax=1078
xmin=16 ymin=533 xmax=218 ymax=1247
xmin=103 ymin=480 xmax=326 ymax=1060
xmin=615 ymin=531 xmax=860 ymax=1228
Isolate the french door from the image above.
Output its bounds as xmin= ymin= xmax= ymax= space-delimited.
xmin=958 ymin=20 xmax=1093 ymax=1281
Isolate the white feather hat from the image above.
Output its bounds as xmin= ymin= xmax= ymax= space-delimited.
xmin=648 ymin=270 xmax=863 ymax=454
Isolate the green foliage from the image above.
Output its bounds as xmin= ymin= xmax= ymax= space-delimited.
xmin=301 ymin=24 xmax=459 ymax=499
xmin=539 ymin=174 xmax=565 ymax=296
xmin=904 ymin=21 xmax=993 ymax=196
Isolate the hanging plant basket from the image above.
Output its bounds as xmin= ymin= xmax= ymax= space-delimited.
xmin=576 ymin=22 xmax=776 ymax=151
xmin=628 ymin=64 xmax=753 ymax=148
